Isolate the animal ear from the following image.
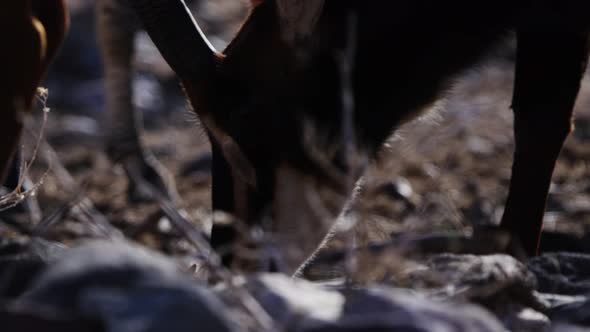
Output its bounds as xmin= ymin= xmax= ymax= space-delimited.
xmin=275 ymin=0 xmax=325 ymax=44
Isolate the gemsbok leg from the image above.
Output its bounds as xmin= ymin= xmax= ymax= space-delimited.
xmin=96 ymin=0 xmax=179 ymax=203
xmin=501 ymin=29 xmax=590 ymax=255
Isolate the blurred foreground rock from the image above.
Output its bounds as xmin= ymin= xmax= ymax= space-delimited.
xmin=2 ymin=239 xmax=590 ymax=331
xmin=528 ymin=253 xmax=590 ymax=327
xmin=16 ymin=240 xmax=237 ymax=332
xmin=0 ymin=238 xmax=66 ymax=299
xmin=405 ymin=254 xmax=547 ymax=330
xmin=528 ymin=253 xmax=590 ymax=295
xmin=241 ymin=274 xmax=504 ymax=332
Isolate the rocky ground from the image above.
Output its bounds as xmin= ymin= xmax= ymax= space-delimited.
xmin=2 ymin=1 xmax=590 ymax=331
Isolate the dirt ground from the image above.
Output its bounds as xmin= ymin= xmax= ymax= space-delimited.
xmin=3 ymin=0 xmax=590 ymax=269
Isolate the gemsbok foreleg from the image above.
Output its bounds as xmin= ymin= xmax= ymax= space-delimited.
xmin=501 ymin=29 xmax=590 ymax=256
xmin=96 ymin=0 xmax=179 ymax=203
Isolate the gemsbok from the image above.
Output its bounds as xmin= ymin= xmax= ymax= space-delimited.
xmin=131 ymin=0 xmax=590 ymax=273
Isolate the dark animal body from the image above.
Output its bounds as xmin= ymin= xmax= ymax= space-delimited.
xmin=0 ymin=1 xmax=68 ymax=183
xmin=120 ymin=0 xmax=590 ymax=273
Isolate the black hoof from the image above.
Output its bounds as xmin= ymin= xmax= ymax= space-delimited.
xmin=123 ymin=153 xmax=180 ymax=204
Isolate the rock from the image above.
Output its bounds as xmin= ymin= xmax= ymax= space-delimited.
xmin=375 ymin=177 xmax=418 ymax=208
xmin=499 ymin=305 xmax=550 ymax=332
xmin=0 ymin=304 xmax=102 ymax=332
xmin=0 ymin=238 xmax=66 ymax=298
xmin=524 ymin=253 xmax=590 ymax=328
xmin=550 ymin=323 xmax=590 ymax=332
xmin=527 ymin=253 xmax=590 ymax=295
xmin=18 ymin=240 xmax=237 ymax=332
xmin=547 ymin=298 xmax=590 ymax=327
xmin=243 ymin=273 xmax=505 ymax=332
xmin=535 ymin=293 xmax=588 ymax=311
xmin=335 ymin=287 xmax=505 ymax=332
xmin=404 ymin=254 xmax=542 ymax=331
xmin=384 ymin=178 xmax=414 ymax=199
xmin=409 ymin=254 xmax=537 ymax=302
xmin=246 ymin=274 xmax=345 ymax=330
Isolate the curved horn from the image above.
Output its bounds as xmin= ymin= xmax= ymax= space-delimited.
xmin=32 ymin=0 xmax=69 ymax=77
xmin=130 ymin=0 xmax=217 ymax=81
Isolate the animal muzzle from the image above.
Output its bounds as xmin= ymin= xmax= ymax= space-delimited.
xmin=270 ymin=164 xmax=355 ymax=275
